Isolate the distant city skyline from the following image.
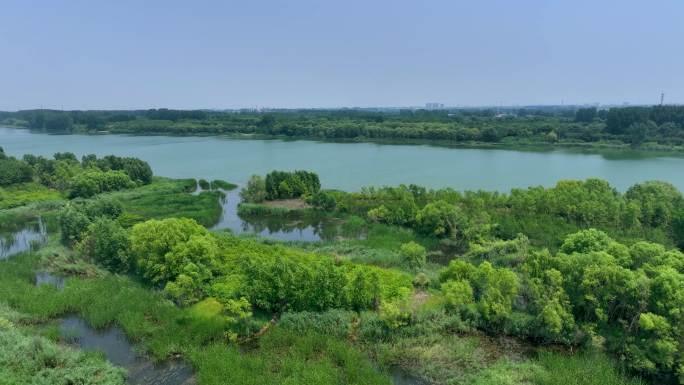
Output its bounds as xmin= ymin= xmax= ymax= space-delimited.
xmin=1 ymin=0 xmax=682 ymax=111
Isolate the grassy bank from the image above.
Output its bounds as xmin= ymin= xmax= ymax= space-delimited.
xmin=0 ymin=182 xmax=62 ymax=210
xmin=210 ymin=179 xmax=238 ymax=190
xmin=103 ymin=177 xmax=223 ymax=227
xmin=0 ymin=303 xmax=126 ymax=384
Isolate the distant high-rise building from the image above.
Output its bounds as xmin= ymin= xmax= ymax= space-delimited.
xmin=425 ymin=102 xmax=444 ymax=110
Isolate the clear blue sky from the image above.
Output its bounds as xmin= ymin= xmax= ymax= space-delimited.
xmin=1 ymin=0 xmax=682 ymax=110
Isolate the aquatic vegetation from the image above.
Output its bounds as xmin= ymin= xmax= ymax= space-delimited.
xmin=0 ymin=182 xmax=62 ymax=209
xmin=105 ymin=177 xmax=222 ymax=226
xmin=210 ymin=179 xmax=237 ymax=190
xmin=0 ymin=251 xmax=394 ymax=384
xmin=0 ymin=304 xmax=126 ymax=385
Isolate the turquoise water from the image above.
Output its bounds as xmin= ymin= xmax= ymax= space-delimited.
xmin=2 ymin=127 xmax=684 ymax=192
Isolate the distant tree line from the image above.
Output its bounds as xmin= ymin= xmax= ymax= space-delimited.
xmin=2 ymin=105 xmax=684 ymax=147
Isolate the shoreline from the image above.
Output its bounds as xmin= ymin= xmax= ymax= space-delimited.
xmin=3 ymin=124 xmax=684 ymax=157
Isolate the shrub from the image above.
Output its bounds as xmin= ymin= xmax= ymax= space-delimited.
xmin=240 ymin=175 xmax=267 ymax=203
xmin=415 ymin=200 xmax=465 ymax=237
xmin=130 ymin=218 xmax=218 ymax=285
xmin=59 ymin=204 xmax=91 ymax=244
xmin=400 ymin=241 xmax=426 ymax=270
xmin=95 ymin=155 xmax=153 ymax=184
xmin=69 ymin=170 xmax=134 ymax=198
xmin=0 ymin=157 xmax=33 ymax=186
xmin=442 ymin=280 xmax=474 ymax=309
xmin=78 ymin=217 xmax=130 ymax=272
xmin=412 ymin=272 xmax=429 ymax=288
xmin=310 ymin=190 xmax=337 ymax=210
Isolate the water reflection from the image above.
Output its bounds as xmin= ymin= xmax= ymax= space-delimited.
xmin=35 ymin=271 xmax=65 ymax=289
xmin=210 ymin=188 xmax=364 ymax=242
xmin=389 ymin=367 xmax=427 ymax=385
xmin=60 ymin=316 xmax=195 ymax=385
xmin=0 ymin=217 xmax=47 ymax=260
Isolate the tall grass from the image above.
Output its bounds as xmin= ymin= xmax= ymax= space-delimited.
xmin=0 ymin=303 xmax=125 ymax=384
xmin=532 ymin=351 xmax=645 ymax=385
xmin=210 ymin=179 xmax=237 ymax=190
xmin=191 ymin=327 xmax=391 ymax=385
xmin=0 ymin=182 xmax=62 ymax=210
xmin=102 ymin=177 xmax=222 ymax=226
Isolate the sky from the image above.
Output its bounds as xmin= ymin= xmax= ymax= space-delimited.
xmin=1 ymin=0 xmax=682 ymax=110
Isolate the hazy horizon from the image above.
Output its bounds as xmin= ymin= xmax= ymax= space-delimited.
xmin=1 ymin=102 xmax=672 ymax=114
xmin=2 ymin=0 xmax=682 ymax=110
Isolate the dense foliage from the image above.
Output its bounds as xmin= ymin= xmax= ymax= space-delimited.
xmin=240 ymin=175 xmax=267 ymax=203
xmin=324 ymin=178 xmax=684 ymax=252
xmin=2 ymin=151 xmax=153 ymax=199
xmin=264 ymin=170 xmax=321 ymax=200
xmin=435 ymin=229 xmax=684 ymax=383
xmin=60 ymin=204 xmax=413 ymax=315
xmin=0 ymin=147 xmax=33 ymax=186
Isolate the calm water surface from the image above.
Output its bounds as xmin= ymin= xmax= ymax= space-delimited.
xmin=60 ymin=316 xmax=194 ymax=385
xmin=3 ymin=127 xmax=684 ymax=192
xmin=0 ymin=217 xmax=47 ymax=259
xmin=211 ymin=187 xmax=364 ymax=242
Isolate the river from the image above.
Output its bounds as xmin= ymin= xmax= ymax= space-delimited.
xmin=2 ymin=127 xmax=684 ymax=192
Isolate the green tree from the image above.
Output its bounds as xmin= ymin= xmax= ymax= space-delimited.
xmin=559 ymin=228 xmax=614 ymax=254
xmin=346 ymin=269 xmax=381 ymax=311
xmin=673 ymin=208 xmax=684 ymax=248
xmin=310 ymin=191 xmax=337 ymax=210
xmin=78 ymin=218 xmax=130 ymax=272
xmin=575 ymin=107 xmax=597 ymax=123
xmin=473 ymin=262 xmax=519 ymax=324
xmin=400 ymin=241 xmax=426 ymax=270
xmin=130 ymin=218 xmax=218 ymax=285
xmin=0 ymin=157 xmax=33 ymax=186
xmin=240 ymin=175 xmax=267 ymax=203
xmin=628 ymin=121 xmax=656 ymax=146
xmin=59 ymin=204 xmax=91 ymax=245
xmin=441 ymin=280 xmax=474 ymax=309
xmin=626 ymin=181 xmax=683 ymax=228
xmin=415 ymin=200 xmax=464 ymax=237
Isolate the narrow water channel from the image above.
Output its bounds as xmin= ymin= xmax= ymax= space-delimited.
xmin=389 ymin=368 xmax=428 ymax=385
xmin=207 ymin=186 xmax=365 ymax=242
xmin=0 ymin=219 xmax=194 ymax=384
xmin=59 ymin=316 xmax=195 ymax=385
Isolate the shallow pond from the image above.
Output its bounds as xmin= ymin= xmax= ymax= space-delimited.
xmin=389 ymin=367 xmax=428 ymax=385
xmin=35 ymin=271 xmax=65 ymax=289
xmin=59 ymin=316 xmax=195 ymax=385
xmin=0 ymin=217 xmax=47 ymax=260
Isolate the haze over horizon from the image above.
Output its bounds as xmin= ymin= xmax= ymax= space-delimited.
xmin=1 ymin=0 xmax=682 ymax=111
